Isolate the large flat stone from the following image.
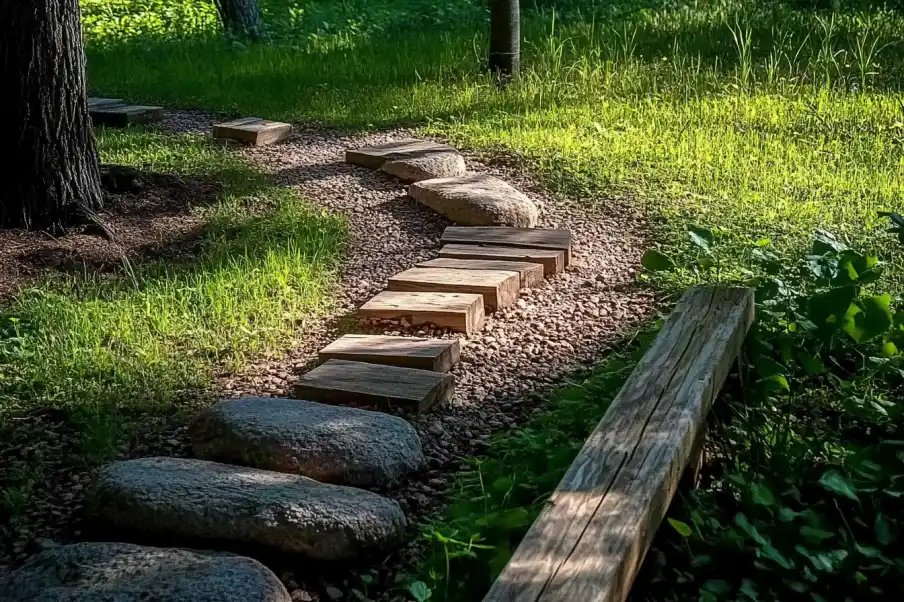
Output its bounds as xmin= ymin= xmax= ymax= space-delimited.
xmin=88 ymin=457 xmax=406 ymax=560
xmin=190 ymin=397 xmax=426 ymax=488
xmin=409 ymin=174 xmax=538 ymax=228
xmin=346 ymin=139 xmax=459 ymax=170
xmin=0 ymin=542 xmax=290 ymax=602
xmin=381 ymin=151 xmax=466 ymax=182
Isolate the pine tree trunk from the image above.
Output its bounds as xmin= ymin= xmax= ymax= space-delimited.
xmin=0 ymin=0 xmax=104 ymax=231
xmin=489 ymin=0 xmax=520 ymax=79
xmin=214 ymin=0 xmax=262 ymax=39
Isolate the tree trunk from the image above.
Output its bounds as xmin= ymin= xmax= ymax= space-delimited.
xmin=0 ymin=0 xmax=104 ymax=231
xmin=488 ymin=0 xmax=520 ymax=79
xmin=214 ymin=0 xmax=262 ymax=39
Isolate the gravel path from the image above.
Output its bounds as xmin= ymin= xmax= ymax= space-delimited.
xmin=1 ymin=113 xmax=655 ymax=600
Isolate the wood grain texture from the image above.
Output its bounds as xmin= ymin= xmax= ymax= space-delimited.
xmin=440 ymin=226 xmax=573 ymax=266
xmin=212 ymin=118 xmax=292 ymax=146
xmin=439 ymin=244 xmax=565 ymax=275
xmin=417 ymin=258 xmax=544 ymax=288
xmin=294 ymin=359 xmax=454 ymax=413
xmin=483 ymin=286 xmax=754 ymax=602
xmin=89 ymin=104 xmax=164 ymax=127
xmin=387 ymin=267 xmax=520 ymax=310
xmin=318 ymin=334 xmax=461 ymax=372
xmin=358 ymin=291 xmax=485 ymax=334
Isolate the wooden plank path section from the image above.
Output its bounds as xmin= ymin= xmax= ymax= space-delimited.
xmin=359 ymin=291 xmax=485 ymax=335
xmin=294 ymin=359 xmax=454 ymax=413
xmin=483 ymin=286 xmax=754 ymax=602
xmin=441 ymin=226 xmax=573 ymax=266
xmin=318 ymin=334 xmax=461 ymax=372
xmin=88 ymin=98 xmax=163 ymax=127
xmin=439 ymin=244 xmax=565 ymax=276
xmin=417 ymin=258 xmax=544 ymax=288
xmin=213 ymin=117 xmax=292 ymax=146
xmin=388 ymin=267 xmax=520 ymax=310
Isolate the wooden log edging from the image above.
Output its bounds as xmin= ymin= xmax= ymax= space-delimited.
xmin=483 ymin=286 xmax=755 ymax=602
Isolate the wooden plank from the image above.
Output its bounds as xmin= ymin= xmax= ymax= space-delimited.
xmin=90 ymin=104 xmax=164 ymax=127
xmin=212 ymin=117 xmax=292 ymax=146
xmin=483 ymin=286 xmax=754 ymax=602
xmin=439 ymin=244 xmax=565 ymax=276
xmin=294 ymin=359 xmax=454 ymax=413
xmin=440 ymin=226 xmax=573 ymax=266
xmin=358 ymin=291 xmax=485 ymax=335
xmin=318 ymin=334 xmax=461 ymax=372
xmin=387 ymin=267 xmax=520 ymax=310
xmin=87 ymin=97 xmax=124 ymax=109
xmin=345 ymin=139 xmax=455 ymax=169
xmin=417 ymin=258 xmax=544 ymax=288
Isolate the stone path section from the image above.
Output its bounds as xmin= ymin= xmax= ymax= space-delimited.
xmin=409 ymin=173 xmax=539 ymax=227
xmin=88 ymin=97 xmax=163 ymax=127
xmin=359 ymin=291 xmax=486 ymax=334
xmin=417 ymin=257 xmax=545 ymax=288
xmin=213 ymin=117 xmax=292 ymax=146
xmin=387 ymin=265 xmax=521 ymax=310
xmin=190 ymin=397 xmax=426 ymax=487
xmin=439 ymin=243 xmax=566 ymax=275
xmin=0 ymin=542 xmax=291 ymax=602
xmin=88 ymin=457 xmax=406 ymax=560
xmin=319 ymin=334 xmax=461 ymax=372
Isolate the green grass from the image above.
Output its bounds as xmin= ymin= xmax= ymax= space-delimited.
xmin=1 ymin=129 xmax=344 ymax=514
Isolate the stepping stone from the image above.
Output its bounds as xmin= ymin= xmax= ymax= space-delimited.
xmin=359 ymin=291 xmax=485 ymax=335
xmin=319 ymin=334 xmax=461 ymax=372
xmin=0 ymin=542 xmax=290 ymax=602
xmin=88 ymin=457 xmax=406 ymax=560
xmin=89 ymin=101 xmax=164 ymax=127
xmin=417 ymin=257 xmax=544 ymax=288
xmin=439 ymin=243 xmax=566 ymax=275
xmin=441 ymin=226 xmax=573 ymax=266
xmin=294 ymin=359 xmax=454 ymax=413
xmin=346 ymin=138 xmax=458 ymax=170
xmin=409 ymin=173 xmax=538 ymax=228
xmin=381 ymin=152 xmax=466 ymax=183
xmin=190 ymin=397 xmax=426 ymax=488
xmin=213 ymin=117 xmax=292 ymax=146
xmin=388 ymin=267 xmax=520 ymax=310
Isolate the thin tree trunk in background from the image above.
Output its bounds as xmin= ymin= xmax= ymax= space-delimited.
xmin=214 ymin=0 xmax=262 ymax=39
xmin=489 ymin=0 xmax=520 ymax=79
xmin=0 ymin=0 xmax=104 ymax=231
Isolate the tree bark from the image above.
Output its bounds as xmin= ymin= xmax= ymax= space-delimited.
xmin=488 ymin=0 xmax=520 ymax=79
xmin=0 ymin=0 xmax=104 ymax=231
xmin=214 ymin=0 xmax=262 ymax=39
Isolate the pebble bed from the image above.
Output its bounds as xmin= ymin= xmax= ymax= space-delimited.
xmin=0 ymin=112 xmax=656 ymax=601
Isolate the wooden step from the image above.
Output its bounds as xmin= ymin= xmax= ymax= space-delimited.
xmin=439 ymin=243 xmax=565 ymax=276
xmin=318 ymin=334 xmax=460 ymax=372
xmin=359 ymin=291 xmax=484 ymax=335
xmin=440 ymin=226 xmax=573 ymax=266
xmin=417 ymin=258 xmax=544 ymax=288
xmin=387 ymin=267 xmax=520 ymax=310
xmin=294 ymin=359 xmax=454 ymax=413
xmin=89 ymin=101 xmax=164 ymax=127
xmin=212 ymin=117 xmax=292 ymax=146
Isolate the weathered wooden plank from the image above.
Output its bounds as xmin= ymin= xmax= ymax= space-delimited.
xmin=212 ymin=117 xmax=292 ymax=146
xmin=439 ymin=244 xmax=565 ymax=276
xmin=417 ymin=258 xmax=544 ymax=288
xmin=440 ymin=226 xmax=573 ymax=266
xmin=294 ymin=359 xmax=454 ymax=413
xmin=345 ymin=139 xmax=456 ymax=169
xmin=387 ymin=267 xmax=520 ymax=310
xmin=87 ymin=97 xmax=124 ymax=109
xmin=483 ymin=286 xmax=754 ymax=602
xmin=89 ymin=104 xmax=164 ymax=127
xmin=318 ymin=334 xmax=461 ymax=372
xmin=358 ymin=291 xmax=485 ymax=335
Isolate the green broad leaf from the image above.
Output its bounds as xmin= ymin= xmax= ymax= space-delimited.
xmin=690 ymin=225 xmax=715 ymax=244
xmin=739 ymin=579 xmax=759 ymax=600
xmin=492 ymin=476 xmax=514 ymax=492
xmin=735 ymin=513 xmax=767 ymax=545
xmin=641 ymin=249 xmax=675 ymax=272
xmin=751 ymin=483 xmax=776 ymax=506
xmin=698 ymin=256 xmax=715 ymax=270
xmin=759 ymin=374 xmax=790 ymax=393
xmin=856 ymin=544 xmax=882 ymax=558
xmin=875 ymin=514 xmax=893 ymax=546
xmin=813 ymin=229 xmax=848 ymax=254
xmin=668 ymin=518 xmax=693 ymax=537
xmin=780 ymin=507 xmax=802 ymax=522
xmin=754 ymin=238 xmax=772 ymax=247
xmin=843 ymin=294 xmax=894 ymax=343
xmin=702 ymin=579 xmax=732 ymax=595
xmin=407 ymin=581 xmax=432 ymax=602
xmin=494 ymin=507 xmax=530 ymax=529
xmin=754 ymin=355 xmax=785 ymax=377
xmin=800 ymin=526 xmax=834 ymax=542
xmin=801 ymin=353 xmax=826 ymax=374
xmin=819 ymin=470 xmax=860 ymax=501
xmin=760 ymin=542 xmax=794 ymax=569
xmin=688 ymin=232 xmax=712 ymax=252
xmin=808 ymin=286 xmax=856 ymax=328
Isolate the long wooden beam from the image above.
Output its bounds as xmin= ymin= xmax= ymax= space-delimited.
xmin=483 ymin=286 xmax=754 ymax=602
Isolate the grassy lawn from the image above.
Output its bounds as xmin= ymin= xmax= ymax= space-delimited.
xmin=5 ymin=0 xmax=904 ymax=599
